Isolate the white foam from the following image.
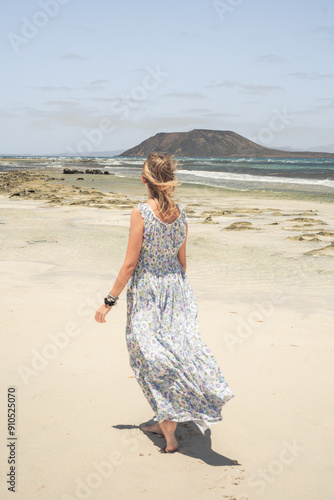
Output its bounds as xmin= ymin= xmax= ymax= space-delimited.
xmin=177 ymin=169 xmax=334 ymax=189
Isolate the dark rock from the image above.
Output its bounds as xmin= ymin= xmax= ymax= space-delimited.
xmin=85 ymin=169 xmax=104 ymax=174
xmin=286 ymin=236 xmax=305 ymax=241
xmin=63 ymin=168 xmax=85 ymax=174
xmin=202 ymin=215 xmax=218 ymax=224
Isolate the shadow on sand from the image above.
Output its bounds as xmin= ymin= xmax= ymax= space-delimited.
xmin=113 ymin=420 xmax=240 ymax=466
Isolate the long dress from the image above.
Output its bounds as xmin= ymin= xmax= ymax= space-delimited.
xmin=126 ymin=202 xmax=235 ymax=434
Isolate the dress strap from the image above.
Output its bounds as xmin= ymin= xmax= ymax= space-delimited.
xmin=178 ymin=203 xmax=186 ymax=220
xmin=137 ymin=202 xmax=149 ymax=221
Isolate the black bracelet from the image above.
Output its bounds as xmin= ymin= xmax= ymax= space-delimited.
xmin=104 ymin=297 xmax=116 ymax=307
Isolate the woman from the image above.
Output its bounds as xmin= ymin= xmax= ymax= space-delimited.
xmin=95 ymin=152 xmax=235 ymax=454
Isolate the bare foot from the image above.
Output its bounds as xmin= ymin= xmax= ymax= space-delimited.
xmin=140 ymin=422 xmax=164 ymax=435
xmin=159 ymin=420 xmax=178 ymax=452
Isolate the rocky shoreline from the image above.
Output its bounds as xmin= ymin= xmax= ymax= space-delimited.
xmin=1 ymin=170 xmax=334 ymax=257
xmin=0 ymin=171 xmax=136 ymax=209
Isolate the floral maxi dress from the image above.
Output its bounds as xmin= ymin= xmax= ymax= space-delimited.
xmin=126 ymin=202 xmax=235 ymax=433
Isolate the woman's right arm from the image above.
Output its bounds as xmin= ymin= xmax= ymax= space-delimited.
xmin=177 ymin=223 xmax=188 ymax=272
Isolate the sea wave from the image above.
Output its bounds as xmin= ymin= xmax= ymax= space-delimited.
xmin=99 ymin=159 xmax=144 ymax=167
xmin=176 ymin=169 xmax=334 ymax=188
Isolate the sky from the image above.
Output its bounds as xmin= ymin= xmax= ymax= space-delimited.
xmin=1 ymin=0 xmax=333 ymax=155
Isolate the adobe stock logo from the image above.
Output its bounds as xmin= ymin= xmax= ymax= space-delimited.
xmin=250 ymin=106 xmax=296 ymax=146
xmin=213 ymin=0 xmax=245 ymax=22
xmin=7 ymin=0 xmax=71 ymax=54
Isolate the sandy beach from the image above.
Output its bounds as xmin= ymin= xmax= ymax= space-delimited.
xmin=1 ymin=169 xmax=334 ymax=500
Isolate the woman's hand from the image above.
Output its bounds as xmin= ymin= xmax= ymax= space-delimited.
xmin=94 ymin=304 xmax=112 ymax=323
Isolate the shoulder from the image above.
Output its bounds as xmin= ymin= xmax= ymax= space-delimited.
xmin=135 ymin=202 xmax=149 ymax=214
xmin=131 ymin=204 xmax=145 ymax=222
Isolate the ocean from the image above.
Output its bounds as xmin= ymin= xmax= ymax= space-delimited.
xmin=1 ymin=156 xmax=334 ymax=201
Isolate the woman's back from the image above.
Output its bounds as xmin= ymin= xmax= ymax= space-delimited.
xmin=134 ymin=202 xmax=187 ymax=277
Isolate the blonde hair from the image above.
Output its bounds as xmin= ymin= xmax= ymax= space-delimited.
xmin=142 ymin=152 xmax=180 ymax=219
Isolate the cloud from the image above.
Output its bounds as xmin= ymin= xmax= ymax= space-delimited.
xmin=75 ymin=25 xmax=95 ymax=33
xmin=31 ymin=81 xmax=111 ymax=93
xmin=90 ymin=80 xmax=110 ymax=85
xmin=82 ymin=80 xmax=110 ymax=91
xmin=61 ymin=53 xmax=89 ymax=60
xmin=206 ymin=80 xmax=283 ymax=95
xmin=311 ymin=25 xmax=334 ymax=35
xmin=255 ymin=54 xmax=287 ymax=63
xmin=287 ymin=72 xmax=334 ymax=80
xmin=314 ymin=98 xmax=334 ymax=109
xmin=240 ymin=84 xmax=283 ymax=95
xmin=22 ymin=102 xmax=107 ymax=130
xmin=185 ymin=107 xmax=214 ymax=114
xmin=28 ymin=119 xmax=55 ymax=130
xmin=32 ymin=86 xmax=73 ymax=91
xmin=164 ymin=91 xmax=206 ymax=99
xmin=207 ymin=80 xmax=238 ymax=88
xmin=20 ymin=98 xmax=236 ymax=135
xmin=131 ymin=114 xmax=232 ymax=132
xmin=167 ymin=29 xmax=200 ymax=38
xmin=185 ymin=108 xmax=235 ymax=117
xmin=287 ymin=108 xmax=319 ymax=115
xmin=201 ymin=112 xmax=236 ymax=118
xmin=0 ymin=111 xmax=19 ymax=120
xmin=88 ymin=97 xmax=117 ymax=103
xmin=87 ymin=96 xmax=148 ymax=112
xmin=44 ymin=100 xmax=80 ymax=106
xmin=22 ymin=98 xmax=146 ymax=132
xmin=242 ymin=100 xmax=261 ymax=104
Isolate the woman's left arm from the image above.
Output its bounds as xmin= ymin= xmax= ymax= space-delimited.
xmin=95 ymin=206 xmax=144 ymax=323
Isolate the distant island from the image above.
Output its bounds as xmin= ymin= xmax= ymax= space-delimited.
xmin=119 ymin=129 xmax=334 ymax=159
